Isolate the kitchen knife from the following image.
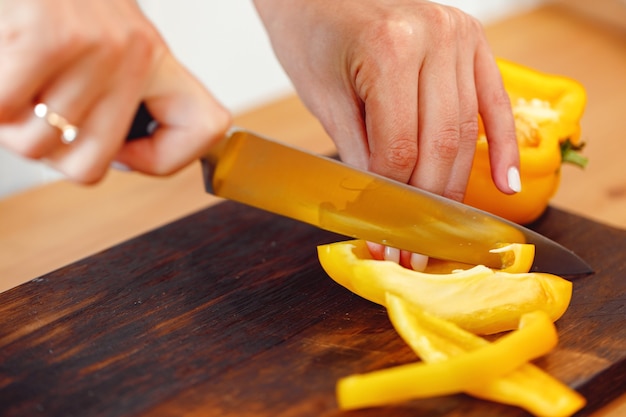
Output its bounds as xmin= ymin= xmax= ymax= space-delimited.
xmin=127 ymin=105 xmax=592 ymax=276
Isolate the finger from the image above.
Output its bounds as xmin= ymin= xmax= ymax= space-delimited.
xmin=0 ymin=105 xmax=64 ymax=158
xmin=115 ymin=55 xmax=232 ymax=175
xmin=38 ymin=1 xmax=166 ymax=182
xmin=366 ymin=241 xmax=385 ymax=261
xmin=0 ymin=1 xmax=84 ymax=121
xmin=475 ymin=48 xmax=520 ymax=194
xmin=409 ymin=51 xmax=460 ymax=196
xmin=364 ymin=81 xmax=419 ymax=184
xmin=358 ymin=31 xmax=419 ymax=184
xmin=366 ymin=242 xmax=428 ymax=271
xmin=440 ymin=44 xmax=480 ymax=202
xmin=318 ymin=96 xmax=370 ymax=171
xmin=0 ymin=0 xmax=152 ymax=162
xmin=303 ymin=84 xmax=369 ymax=171
xmin=43 ymin=58 xmax=157 ymax=183
xmin=0 ymin=1 xmax=83 ymax=154
xmin=42 ymin=93 xmax=136 ymax=184
xmin=18 ymin=51 xmax=119 ymax=160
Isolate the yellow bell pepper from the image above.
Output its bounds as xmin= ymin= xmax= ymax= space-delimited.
xmin=464 ymin=59 xmax=588 ymax=224
xmin=317 ymin=240 xmax=572 ymax=335
xmin=384 ymin=294 xmax=586 ymax=417
xmin=337 ymin=307 xmax=560 ymax=411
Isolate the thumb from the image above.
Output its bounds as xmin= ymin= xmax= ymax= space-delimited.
xmin=116 ymin=53 xmax=232 ymax=175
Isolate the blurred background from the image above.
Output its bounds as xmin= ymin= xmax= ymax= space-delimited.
xmin=0 ymin=0 xmax=623 ymax=198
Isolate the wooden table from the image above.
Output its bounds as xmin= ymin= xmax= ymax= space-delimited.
xmin=1 ymin=4 xmax=625 ymax=416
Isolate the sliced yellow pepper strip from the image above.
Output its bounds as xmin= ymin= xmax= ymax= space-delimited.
xmin=423 ymin=242 xmax=534 ymax=274
xmin=492 ymin=243 xmax=535 ymax=273
xmin=337 ymin=307 xmax=558 ymax=410
xmin=318 ymin=240 xmax=572 ymax=334
xmin=386 ymin=293 xmax=586 ymax=417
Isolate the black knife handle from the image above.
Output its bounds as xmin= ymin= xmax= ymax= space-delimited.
xmin=126 ymin=102 xmax=219 ymax=194
xmin=126 ymin=103 xmax=157 ymax=140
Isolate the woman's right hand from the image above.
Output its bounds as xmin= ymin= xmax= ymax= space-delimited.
xmin=0 ymin=0 xmax=231 ymax=184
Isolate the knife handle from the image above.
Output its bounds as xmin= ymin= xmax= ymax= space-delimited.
xmin=126 ymin=103 xmax=157 ymax=140
xmin=125 ymin=103 xmax=220 ymax=195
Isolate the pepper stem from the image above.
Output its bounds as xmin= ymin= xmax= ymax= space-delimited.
xmin=561 ymin=139 xmax=588 ymax=168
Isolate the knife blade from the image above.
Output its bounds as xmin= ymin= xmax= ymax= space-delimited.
xmin=127 ymin=105 xmax=592 ymax=276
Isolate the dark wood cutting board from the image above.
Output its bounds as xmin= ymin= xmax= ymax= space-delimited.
xmin=0 ymin=202 xmax=624 ymax=417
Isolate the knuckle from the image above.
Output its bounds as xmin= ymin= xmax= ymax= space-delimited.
xmin=422 ymin=5 xmax=483 ymax=46
xmin=68 ymin=24 xmax=162 ymax=73
xmin=18 ymin=142 xmax=47 ymax=159
xmin=125 ymin=24 xmax=164 ymax=69
xmin=443 ymin=187 xmax=466 ymax=203
xmin=372 ymin=137 xmax=417 ymax=181
xmin=0 ymin=22 xmax=26 ymax=55
xmin=423 ymin=4 xmax=455 ymax=29
xmin=422 ymin=5 xmax=458 ymax=44
xmin=195 ymin=100 xmax=233 ymax=146
xmin=52 ymin=151 xmax=109 ymax=184
xmin=91 ymin=33 xmax=127 ymax=64
xmin=467 ymin=14 xmax=484 ymax=33
xmin=459 ymin=118 xmax=479 ymax=142
xmin=1 ymin=131 xmax=50 ymax=159
xmin=0 ymin=98 xmax=18 ymax=122
xmin=206 ymin=105 xmax=232 ymax=137
xmin=433 ymin=127 xmax=461 ymax=163
xmin=66 ymin=163 xmax=107 ymax=185
xmin=53 ymin=23 xmax=94 ymax=54
xmin=361 ymin=14 xmax=416 ymax=62
xmin=490 ymin=88 xmax=513 ymax=110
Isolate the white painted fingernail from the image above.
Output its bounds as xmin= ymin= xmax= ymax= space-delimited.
xmin=410 ymin=253 xmax=429 ymax=272
xmin=110 ymin=161 xmax=132 ymax=172
xmin=507 ymin=166 xmax=522 ymax=193
xmin=383 ymin=246 xmax=400 ymax=264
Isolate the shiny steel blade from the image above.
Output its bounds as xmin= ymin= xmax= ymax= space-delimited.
xmin=201 ymin=129 xmax=592 ymax=275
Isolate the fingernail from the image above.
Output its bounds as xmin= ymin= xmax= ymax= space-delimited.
xmin=110 ymin=161 xmax=132 ymax=172
xmin=507 ymin=166 xmax=522 ymax=193
xmin=383 ymin=246 xmax=400 ymax=264
xmin=410 ymin=253 xmax=429 ymax=272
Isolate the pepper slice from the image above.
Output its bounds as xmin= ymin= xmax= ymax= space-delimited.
xmin=317 ymin=240 xmax=572 ymax=334
xmin=492 ymin=243 xmax=535 ymax=273
xmin=386 ymin=293 xmax=586 ymax=417
xmin=464 ymin=59 xmax=588 ymax=224
xmin=337 ymin=305 xmax=559 ymax=410
xmin=423 ymin=242 xmax=535 ymax=274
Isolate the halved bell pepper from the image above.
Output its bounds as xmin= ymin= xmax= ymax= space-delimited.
xmin=337 ymin=306 xmax=560 ymax=410
xmin=464 ymin=59 xmax=588 ymax=224
xmin=384 ymin=293 xmax=586 ymax=417
xmin=317 ymin=240 xmax=572 ymax=335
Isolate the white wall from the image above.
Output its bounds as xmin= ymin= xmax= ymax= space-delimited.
xmin=0 ymin=0 xmax=545 ymax=198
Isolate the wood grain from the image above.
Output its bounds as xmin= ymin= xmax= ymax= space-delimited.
xmin=0 ymin=203 xmax=623 ymax=417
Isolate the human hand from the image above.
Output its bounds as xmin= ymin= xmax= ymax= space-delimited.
xmin=254 ymin=0 xmax=520 ymax=269
xmin=254 ymin=0 xmax=520 ymax=200
xmin=0 ymin=0 xmax=230 ymax=184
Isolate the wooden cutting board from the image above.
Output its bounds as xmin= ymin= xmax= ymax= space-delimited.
xmin=0 ymin=202 xmax=624 ymax=417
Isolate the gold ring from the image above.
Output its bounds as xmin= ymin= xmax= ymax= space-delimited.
xmin=34 ymin=103 xmax=79 ymax=144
